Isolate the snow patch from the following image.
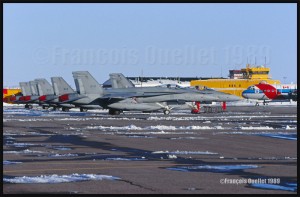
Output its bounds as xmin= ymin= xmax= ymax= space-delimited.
xmin=239 ymin=126 xmax=274 ymax=130
xmin=3 ymin=173 xmax=121 ymax=184
xmin=4 ymin=149 xmax=46 ymax=154
xmin=152 ymin=150 xmax=218 ymax=155
xmin=3 ymin=160 xmax=23 ymax=165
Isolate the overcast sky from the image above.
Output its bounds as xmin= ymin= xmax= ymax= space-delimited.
xmin=3 ymin=3 xmax=297 ymax=87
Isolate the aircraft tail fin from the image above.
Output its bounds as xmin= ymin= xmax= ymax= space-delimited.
xmin=51 ymin=77 xmax=75 ymax=96
xmin=72 ymin=71 xmax=104 ymax=95
xmin=256 ymin=83 xmax=278 ymax=99
xmin=29 ymin=81 xmax=39 ymax=96
xmin=35 ymin=78 xmax=54 ymax=96
xmin=19 ymin=82 xmax=32 ymax=96
xmin=109 ymin=73 xmax=135 ymax=88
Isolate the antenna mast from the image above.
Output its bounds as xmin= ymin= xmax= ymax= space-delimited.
xmin=264 ymin=56 xmax=267 ymax=66
xmin=141 ymin=69 xmax=143 ymax=87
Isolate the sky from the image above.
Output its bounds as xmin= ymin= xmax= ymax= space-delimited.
xmin=3 ymin=3 xmax=297 ymax=87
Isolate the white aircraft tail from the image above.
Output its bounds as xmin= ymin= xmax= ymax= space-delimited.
xmin=35 ymin=78 xmax=54 ymax=96
xmin=109 ymin=73 xmax=135 ymax=88
xmin=51 ymin=77 xmax=75 ymax=96
xmin=19 ymin=82 xmax=32 ymax=96
xmin=29 ymin=81 xmax=39 ymax=96
xmin=72 ymin=71 xmax=104 ymax=96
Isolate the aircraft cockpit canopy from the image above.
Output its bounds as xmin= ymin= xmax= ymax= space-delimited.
xmin=247 ymin=85 xmax=256 ymax=90
xmin=191 ymin=85 xmax=213 ymax=91
xmin=159 ymin=84 xmax=184 ymax=89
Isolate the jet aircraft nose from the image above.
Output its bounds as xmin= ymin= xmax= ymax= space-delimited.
xmin=242 ymin=91 xmax=247 ymax=99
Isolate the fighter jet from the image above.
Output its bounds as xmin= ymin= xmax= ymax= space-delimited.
xmin=65 ymin=71 xmax=219 ymax=115
xmin=36 ymin=77 xmax=103 ymax=112
xmin=34 ymin=78 xmax=76 ymax=110
xmin=56 ymin=74 xmax=103 ymax=112
xmin=9 ymin=82 xmax=32 ymax=107
xmin=10 ymin=81 xmax=41 ymax=109
xmin=109 ymin=73 xmax=242 ymax=114
xmin=34 ymin=78 xmax=56 ymax=109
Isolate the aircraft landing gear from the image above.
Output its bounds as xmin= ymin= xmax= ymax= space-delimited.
xmin=80 ymin=108 xmax=88 ymax=112
xmin=191 ymin=109 xmax=199 ymax=114
xmin=109 ymin=109 xmax=121 ymax=115
xmin=62 ymin=107 xmax=70 ymax=112
xmin=191 ymin=101 xmax=200 ymax=114
xmin=25 ymin=104 xmax=33 ymax=109
xmin=42 ymin=106 xmax=49 ymax=110
xmin=163 ymin=110 xmax=170 ymax=115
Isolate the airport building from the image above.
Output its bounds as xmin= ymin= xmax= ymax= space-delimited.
xmin=190 ymin=64 xmax=281 ymax=97
xmin=123 ymin=64 xmax=281 ymax=98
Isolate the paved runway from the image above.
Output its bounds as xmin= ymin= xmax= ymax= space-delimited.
xmin=3 ymin=105 xmax=297 ymax=194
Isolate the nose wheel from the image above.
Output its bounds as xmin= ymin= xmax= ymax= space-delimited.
xmin=62 ymin=107 xmax=70 ymax=112
xmin=80 ymin=108 xmax=88 ymax=112
xmin=163 ymin=110 xmax=170 ymax=115
xmin=109 ymin=109 xmax=121 ymax=115
xmin=25 ymin=104 xmax=33 ymax=109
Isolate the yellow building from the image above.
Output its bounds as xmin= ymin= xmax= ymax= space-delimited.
xmin=190 ymin=64 xmax=281 ymax=97
xmin=3 ymin=88 xmax=21 ymax=103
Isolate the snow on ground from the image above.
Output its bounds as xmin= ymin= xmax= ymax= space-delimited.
xmin=75 ymin=124 xmax=225 ymax=131
xmin=47 ymin=153 xmax=79 ymax=157
xmin=166 ymin=164 xmax=259 ymax=172
xmin=3 ymin=173 xmax=120 ymax=184
xmin=257 ymin=134 xmax=297 ymax=141
xmin=170 ymin=137 xmax=206 ymax=140
xmin=5 ymin=143 xmax=36 ymax=147
xmin=4 ymin=132 xmax=55 ymax=136
xmin=3 ymin=149 xmax=46 ymax=154
xmin=51 ymin=147 xmax=72 ymax=150
xmin=239 ymin=126 xmax=274 ymax=130
xmin=215 ymin=131 xmax=297 ymax=140
xmin=152 ymin=150 xmax=218 ymax=155
xmin=3 ymin=103 xmax=25 ymax=107
xmin=70 ymin=124 xmax=296 ymax=132
xmin=105 ymin=157 xmax=147 ymax=161
xmin=250 ymin=183 xmax=297 ymax=192
xmin=3 ymin=160 xmax=23 ymax=165
xmin=104 ymin=131 xmax=195 ymax=135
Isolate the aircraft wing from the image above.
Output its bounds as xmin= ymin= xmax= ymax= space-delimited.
xmin=101 ymin=92 xmax=175 ymax=99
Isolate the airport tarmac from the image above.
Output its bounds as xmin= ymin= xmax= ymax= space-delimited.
xmin=3 ymin=105 xmax=297 ymax=194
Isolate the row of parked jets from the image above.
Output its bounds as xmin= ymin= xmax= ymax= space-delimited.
xmin=4 ymin=71 xmax=242 ymax=115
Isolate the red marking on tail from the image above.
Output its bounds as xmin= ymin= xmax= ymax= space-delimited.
xmin=23 ymin=96 xmax=31 ymax=101
xmin=19 ymin=96 xmax=31 ymax=101
xmin=255 ymin=83 xmax=278 ymax=99
xmin=59 ymin=94 xmax=69 ymax=102
xmin=39 ymin=95 xmax=47 ymax=101
xmin=10 ymin=96 xmax=16 ymax=101
xmin=3 ymin=89 xmax=8 ymax=94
